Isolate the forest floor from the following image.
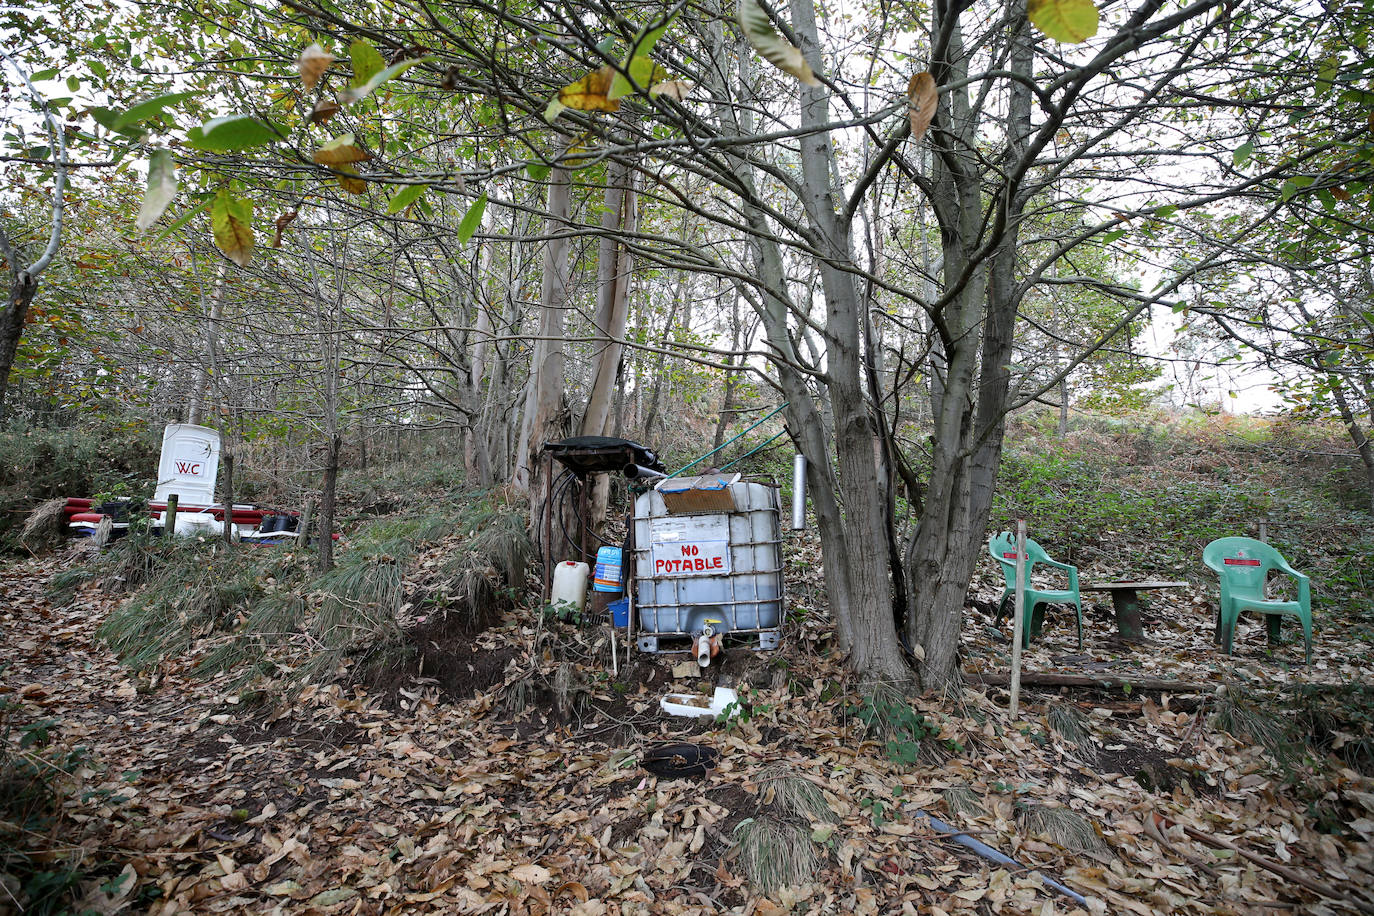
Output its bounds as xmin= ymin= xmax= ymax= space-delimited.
xmin=4 ymin=525 xmax=1374 ymax=916
xmin=4 ymin=417 xmax=1374 ymax=915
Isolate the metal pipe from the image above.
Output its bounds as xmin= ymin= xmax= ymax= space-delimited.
xmin=791 ymin=454 xmax=807 ymax=530
xmin=623 ymin=463 xmax=667 ymax=479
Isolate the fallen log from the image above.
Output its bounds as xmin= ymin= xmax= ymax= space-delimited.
xmin=967 ymin=671 xmax=1213 ymax=693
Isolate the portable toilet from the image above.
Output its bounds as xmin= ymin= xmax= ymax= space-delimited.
xmin=632 ymin=473 xmax=783 ymax=654
xmin=154 ymin=424 xmax=221 ymax=507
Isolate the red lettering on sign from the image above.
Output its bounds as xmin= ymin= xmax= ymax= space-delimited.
xmin=1224 ymin=558 xmax=1261 ymax=566
xmin=681 ymin=544 xmax=698 ymax=557
xmin=175 ymin=460 xmax=203 ymax=475
xmin=1002 ymin=552 xmax=1020 ymax=559
xmin=712 ymin=557 xmax=723 ymax=569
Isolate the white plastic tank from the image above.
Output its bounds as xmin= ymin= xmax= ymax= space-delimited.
xmin=551 ymin=560 xmax=590 ymax=612
xmin=154 ymin=424 xmax=221 ymax=506
xmin=632 ymin=479 xmax=783 ymax=652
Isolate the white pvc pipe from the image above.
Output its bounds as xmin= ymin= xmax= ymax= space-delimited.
xmin=791 ymin=454 xmax=807 ymax=530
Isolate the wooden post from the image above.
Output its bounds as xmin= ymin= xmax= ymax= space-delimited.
xmin=299 ymin=499 xmax=315 ymax=551
xmin=543 ymin=454 xmax=554 ymax=604
xmin=1258 ymin=517 xmax=1268 ymax=543
xmin=221 ymin=452 xmax=235 ymax=546
xmin=165 ymin=494 xmax=179 ymax=537
xmin=1010 ymin=519 xmax=1027 ymax=718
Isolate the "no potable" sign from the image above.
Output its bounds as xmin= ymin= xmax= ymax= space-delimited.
xmin=648 ymin=514 xmax=733 ymax=578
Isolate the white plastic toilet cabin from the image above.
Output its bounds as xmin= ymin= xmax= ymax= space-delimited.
xmin=154 ymin=424 xmax=221 ymax=507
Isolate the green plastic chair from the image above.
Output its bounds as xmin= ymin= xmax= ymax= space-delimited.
xmin=1202 ymin=537 xmax=1312 ymax=663
xmin=988 ymin=532 xmax=1083 ymax=649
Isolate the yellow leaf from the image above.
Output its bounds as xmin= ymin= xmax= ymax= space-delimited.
xmin=337 ymin=167 xmax=367 ymax=194
xmin=313 ymin=133 xmax=372 ymax=165
xmin=211 ymin=190 xmax=253 ymax=267
xmin=1028 ymin=0 xmax=1099 ymax=43
xmin=298 ymin=43 xmax=334 ymax=89
xmin=558 ymin=66 xmax=622 ymax=112
xmin=907 ymin=72 xmax=937 ymax=143
xmin=737 ymin=0 xmax=820 ymax=87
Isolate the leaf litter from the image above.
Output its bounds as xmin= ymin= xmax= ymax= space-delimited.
xmin=2 ymin=510 xmax=1373 ymax=915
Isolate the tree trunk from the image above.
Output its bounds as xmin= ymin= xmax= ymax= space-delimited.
xmin=906 ymin=4 xmax=1032 ymax=691
xmin=776 ymin=0 xmax=911 ymax=682
xmin=187 ymin=264 xmax=227 ymax=427
xmin=581 ymin=158 xmax=637 ymax=439
xmin=317 ymin=433 xmax=341 ymax=573
xmin=0 ymin=271 xmax=38 ymax=422
xmin=515 ymin=168 xmax=572 ymax=495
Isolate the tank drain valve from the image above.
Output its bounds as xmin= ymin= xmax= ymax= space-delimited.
xmin=694 ymin=620 xmax=723 ymax=668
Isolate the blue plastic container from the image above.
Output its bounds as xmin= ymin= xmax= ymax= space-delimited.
xmin=593 ymin=546 xmax=623 ymax=592
xmin=609 ymin=598 xmax=630 ymax=627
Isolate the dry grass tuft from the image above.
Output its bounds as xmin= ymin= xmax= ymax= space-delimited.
xmin=1016 ymin=802 xmax=1111 ymax=857
xmin=733 ymin=816 xmax=819 ymax=895
xmin=941 ymin=784 xmax=985 ymax=820
xmin=755 ymin=767 xmax=832 ymax=823
xmin=1213 ymin=692 xmax=1296 ymax=764
xmin=1049 ymin=704 xmax=1097 ymax=761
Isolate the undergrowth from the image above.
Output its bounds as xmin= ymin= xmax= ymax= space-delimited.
xmin=85 ymin=491 xmax=532 ymax=692
xmin=0 ymin=418 xmax=158 ymax=552
xmin=991 ymin=411 xmax=1374 ymax=625
xmin=0 ymin=693 xmax=129 ymax=914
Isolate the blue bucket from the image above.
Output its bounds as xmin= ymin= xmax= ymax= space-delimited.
xmin=609 ymin=598 xmax=630 ymax=627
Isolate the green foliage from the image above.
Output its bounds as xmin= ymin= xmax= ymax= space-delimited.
xmin=0 ymin=418 xmax=158 ymax=552
xmin=0 ymin=694 xmax=118 ymax=915
xmin=852 ymin=686 xmax=937 ymax=766
xmin=992 ymin=417 xmax=1374 ymax=619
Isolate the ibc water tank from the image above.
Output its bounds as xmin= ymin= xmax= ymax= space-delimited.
xmin=632 ymin=478 xmax=783 ymax=652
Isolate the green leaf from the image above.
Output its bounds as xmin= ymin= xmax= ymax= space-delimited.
xmin=66 ymin=76 xmax=80 ymax=92
xmin=31 ymin=68 xmax=58 ymax=82
xmin=1232 ymin=141 xmax=1253 ymax=167
xmin=609 ymin=14 xmax=678 ymax=100
xmin=155 ymin=194 xmax=214 ymax=242
xmin=112 ymin=91 xmax=200 ymax=130
xmin=386 ymin=183 xmax=429 ymax=214
xmin=456 ymin=192 xmax=487 ymax=243
xmin=1027 ymin=0 xmax=1099 ymax=43
xmin=609 ymin=56 xmax=670 ymax=102
xmin=737 ymin=0 xmax=820 ymax=86
xmin=1101 ymin=228 xmax=1126 ymax=244
xmin=525 ymin=162 xmax=551 ymax=181
xmin=89 ymin=60 xmax=108 ymax=81
xmin=1280 ymin=176 xmax=1314 ymax=201
xmin=349 ymin=39 xmax=385 ymax=87
xmin=1152 ymin=204 xmax=1177 ymax=219
xmin=340 ymin=56 xmax=429 ymax=105
xmin=136 ymin=150 xmax=178 ymax=231
xmin=211 ymin=189 xmax=254 ymax=267
xmin=186 ymin=114 xmax=284 ymax=152
xmin=543 ymin=98 xmax=567 ymax=123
